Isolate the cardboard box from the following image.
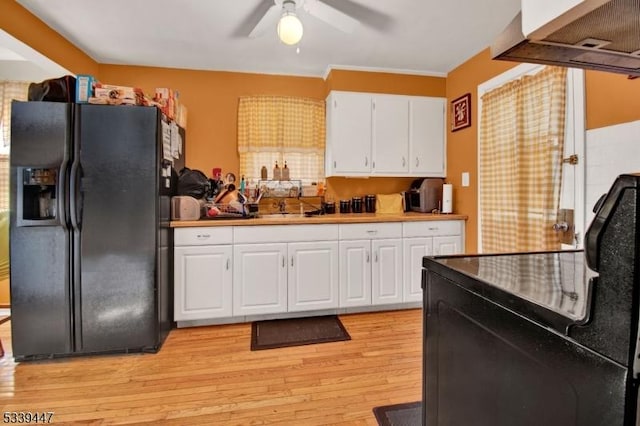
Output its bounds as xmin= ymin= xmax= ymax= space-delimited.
xmin=75 ymin=74 xmax=95 ymax=103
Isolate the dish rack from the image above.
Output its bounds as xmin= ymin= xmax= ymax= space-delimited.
xmin=202 ymin=201 xmax=259 ymax=219
xmin=258 ymin=180 xmax=302 ymax=198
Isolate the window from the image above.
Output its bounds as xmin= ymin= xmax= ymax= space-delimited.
xmin=478 ymin=66 xmax=572 ymax=253
xmin=237 ymin=96 xmax=325 ymax=186
xmin=0 ymin=81 xmax=29 ymax=210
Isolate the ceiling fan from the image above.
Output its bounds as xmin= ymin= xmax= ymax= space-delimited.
xmin=247 ymin=0 xmax=379 ymax=45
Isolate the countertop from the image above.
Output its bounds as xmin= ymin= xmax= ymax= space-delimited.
xmin=423 ymin=250 xmax=592 ymax=333
xmin=171 ymin=212 xmax=468 ymax=228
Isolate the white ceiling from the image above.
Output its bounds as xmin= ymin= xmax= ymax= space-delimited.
xmin=13 ymin=0 xmax=522 ymax=78
xmin=0 ymin=30 xmax=71 ymax=81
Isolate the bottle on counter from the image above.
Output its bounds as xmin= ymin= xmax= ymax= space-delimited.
xmin=240 ymin=175 xmax=246 ymax=196
xmin=261 ymin=165 xmax=268 ymax=180
xmin=282 ymin=161 xmax=290 ymax=181
xmin=273 ymin=161 xmax=282 ymax=181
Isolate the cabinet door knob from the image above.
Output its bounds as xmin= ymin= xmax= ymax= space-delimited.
xmin=402 ymin=157 xmax=406 ymax=167
xmin=334 ymin=160 xmax=337 ymax=168
xmin=374 ymin=252 xmax=378 ymax=263
xmin=366 ymin=251 xmax=370 ymax=263
xmin=282 ymin=257 xmax=285 ymax=268
xmin=416 ymin=157 xmax=419 ymax=167
xmin=365 ymin=156 xmax=368 ymax=167
xmin=226 ymin=258 xmax=230 ymax=270
xmin=196 ymin=234 xmax=210 ymax=239
xmin=291 ymin=256 xmax=294 ymax=267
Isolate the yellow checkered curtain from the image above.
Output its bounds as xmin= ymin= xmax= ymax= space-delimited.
xmin=237 ymin=96 xmax=325 ymax=185
xmin=0 ymin=81 xmax=29 ymax=211
xmin=1 ymin=81 xmax=29 ymax=148
xmin=480 ymin=66 xmax=567 ymax=253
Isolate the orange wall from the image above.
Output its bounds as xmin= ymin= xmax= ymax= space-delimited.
xmin=99 ymin=65 xmax=325 ymax=176
xmin=327 ymin=69 xmax=446 ymax=96
xmin=99 ymin=66 xmax=446 ymax=202
xmin=0 ymin=0 xmax=99 ymax=76
xmin=446 ymin=49 xmax=640 ymax=253
xmin=585 ymin=70 xmax=640 ymax=129
xmin=445 ymin=49 xmax=517 ymax=254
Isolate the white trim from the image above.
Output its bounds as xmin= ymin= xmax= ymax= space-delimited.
xmin=476 ymin=64 xmax=585 ymax=253
xmin=565 ymin=69 xmax=586 ymax=249
xmin=322 ymin=64 xmax=447 ymax=81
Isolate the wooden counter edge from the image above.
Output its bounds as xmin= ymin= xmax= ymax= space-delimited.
xmin=171 ymin=213 xmax=468 ymax=228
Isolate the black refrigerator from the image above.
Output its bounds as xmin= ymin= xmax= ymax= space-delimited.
xmin=9 ymin=101 xmax=182 ymax=361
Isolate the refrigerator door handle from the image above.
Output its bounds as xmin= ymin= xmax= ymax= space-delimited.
xmin=69 ymin=161 xmax=82 ymax=229
xmin=58 ymin=161 xmax=69 ymax=229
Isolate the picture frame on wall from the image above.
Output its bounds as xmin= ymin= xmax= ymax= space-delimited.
xmin=451 ymin=93 xmax=471 ymax=132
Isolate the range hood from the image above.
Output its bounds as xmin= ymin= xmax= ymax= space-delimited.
xmin=492 ymin=0 xmax=640 ymax=76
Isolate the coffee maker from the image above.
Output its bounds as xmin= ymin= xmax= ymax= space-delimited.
xmin=406 ymin=178 xmax=444 ymax=213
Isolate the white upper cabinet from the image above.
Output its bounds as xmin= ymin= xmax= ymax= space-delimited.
xmin=372 ymin=95 xmax=409 ymax=174
xmin=325 ymin=91 xmax=445 ymax=177
xmin=409 ymin=97 xmax=446 ymax=176
xmin=326 ymin=91 xmax=372 ymax=175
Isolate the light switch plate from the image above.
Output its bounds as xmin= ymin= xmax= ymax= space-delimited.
xmin=462 ymin=172 xmax=470 ymax=187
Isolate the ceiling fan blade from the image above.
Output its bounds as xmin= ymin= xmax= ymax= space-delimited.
xmin=304 ymin=0 xmax=360 ymax=34
xmin=320 ymin=0 xmax=395 ymax=32
xmin=231 ymin=0 xmax=278 ymax=38
xmin=248 ymin=3 xmax=281 ymax=38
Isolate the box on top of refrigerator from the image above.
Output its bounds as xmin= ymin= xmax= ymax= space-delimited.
xmin=75 ymin=74 xmax=95 ymax=103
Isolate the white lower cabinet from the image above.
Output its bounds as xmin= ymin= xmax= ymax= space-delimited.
xmin=434 ymin=235 xmax=462 ymax=255
xmin=175 ymin=220 xmax=464 ymax=323
xmin=339 ymin=223 xmax=404 ymax=307
xmin=232 ymin=229 xmax=340 ymax=315
xmin=403 ymin=238 xmax=433 ymax=303
xmin=371 ymin=239 xmax=403 ymax=305
xmin=339 ymin=240 xmax=372 ymax=307
xmin=174 ymin=227 xmax=234 ymax=322
xmin=402 ymin=221 xmax=465 ymax=302
xmin=174 ymin=245 xmax=233 ymax=320
xmin=233 ymin=243 xmax=288 ymax=316
xmin=288 ymin=241 xmax=339 ymax=312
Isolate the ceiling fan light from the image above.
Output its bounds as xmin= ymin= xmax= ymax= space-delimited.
xmin=277 ymin=13 xmax=303 ymax=45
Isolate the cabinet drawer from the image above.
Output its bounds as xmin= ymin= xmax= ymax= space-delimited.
xmin=234 ymin=224 xmax=339 ymax=244
xmin=403 ymin=221 xmax=462 ymax=237
xmin=339 ymin=222 xmax=402 ymax=240
xmin=175 ymin=227 xmax=233 ymax=246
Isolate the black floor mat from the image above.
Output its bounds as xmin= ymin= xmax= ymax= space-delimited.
xmin=250 ymin=315 xmax=351 ymax=350
xmin=373 ymin=401 xmax=422 ymax=426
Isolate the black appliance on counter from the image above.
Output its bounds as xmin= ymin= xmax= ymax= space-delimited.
xmin=422 ymin=173 xmax=640 ymax=425
xmin=10 ymin=101 xmax=183 ymax=361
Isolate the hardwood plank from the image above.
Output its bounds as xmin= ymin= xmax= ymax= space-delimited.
xmin=0 ymin=309 xmax=423 ymax=424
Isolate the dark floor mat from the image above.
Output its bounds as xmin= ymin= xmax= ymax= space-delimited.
xmin=250 ymin=315 xmax=351 ymax=350
xmin=373 ymin=401 xmax=422 ymax=426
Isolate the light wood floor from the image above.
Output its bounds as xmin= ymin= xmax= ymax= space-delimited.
xmin=0 ymin=309 xmax=422 ymax=425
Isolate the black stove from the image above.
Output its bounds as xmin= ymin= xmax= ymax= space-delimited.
xmin=422 ymin=174 xmax=640 ymax=426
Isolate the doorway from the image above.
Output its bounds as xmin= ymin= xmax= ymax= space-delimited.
xmin=477 ymin=64 xmax=585 ymax=253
